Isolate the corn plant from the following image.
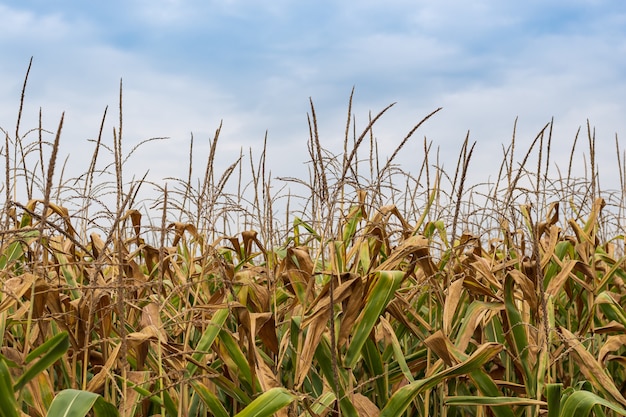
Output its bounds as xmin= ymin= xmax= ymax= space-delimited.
xmin=1 ymin=62 xmax=626 ymax=416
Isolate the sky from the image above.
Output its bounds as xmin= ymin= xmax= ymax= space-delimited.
xmin=1 ymin=1 xmax=626 ymax=216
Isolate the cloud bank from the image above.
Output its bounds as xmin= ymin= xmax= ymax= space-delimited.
xmin=1 ymin=1 xmax=625 ymax=208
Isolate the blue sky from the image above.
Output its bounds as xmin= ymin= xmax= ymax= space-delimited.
xmin=2 ymin=1 xmax=626 ymax=205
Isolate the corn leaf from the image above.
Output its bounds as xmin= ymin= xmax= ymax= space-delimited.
xmin=559 ymin=390 xmax=626 ymax=417
xmin=468 ymin=370 xmax=516 ymax=417
xmin=0 ymin=240 xmax=24 ymax=270
xmin=445 ymin=396 xmax=545 ymax=406
xmin=547 ymin=383 xmax=562 ymax=417
xmin=233 ymin=387 xmax=295 ymax=417
xmin=345 ymin=270 xmax=404 ymax=368
xmin=190 ymin=380 xmax=229 ymax=417
xmin=362 ymin=337 xmax=388 ymax=404
xmin=301 ymin=392 xmax=336 ymax=417
xmin=15 ymin=331 xmax=69 ymax=392
xmin=312 ymin=336 xmax=359 ymax=417
xmin=0 ymin=359 xmax=18 ymax=417
xmin=379 ymin=342 xmax=503 ymax=417
xmin=187 ymin=308 xmax=229 ymax=377
xmin=560 ymin=327 xmax=626 ymax=407
xmin=218 ymin=329 xmax=254 ymax=389
xmin=596 ymin=291 xmax=626 ymax=328
xmin=46 ymin=389 xmax=119 ymax=417
xmin=504 ymin=274 xmax=534 ymax=396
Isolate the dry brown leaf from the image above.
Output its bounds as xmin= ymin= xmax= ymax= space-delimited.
xmin=279 ymin=246 xmax=315 ymax=302
xmin=594 ymin=321 xmax=626 ymax=334
xmin=121 ymin=209 xmax=142 ymax=239
xmin=295 ymin=311 xmax=329 ymax=389
xmin=387 ymin=297 xmax=432 ymax=335
xmin=352 ymin=393 xmax=380 ymax=417
xmin=255 ymin=347 xmax=281 ymax=391
xmin=257 ymin=314 xmax=279 ymax=355
xmin=90 ymin=232 xmax=108 ymax=259
xmin=303 ymin=275 xmax=357 ymax=326
xmin=168 ymin=222 xmax=200 ymax=246
xmin=456 ymin=302 xmax=502 ymax=352
xmin=142 ymin=244 xmax=160 ymax=275
xmin=377 ymin=235 xmax=434 ymax=276
xmin=93 ymin=289 xmax=113 ymax=340
xmin=242 ymin=230 xmax=265 ymax=258
xmin=24 ymin=199 xmax=76 ymax=236
xmin=235 ymin=268 xmax=271 ymax=311
xmin=339 ymin=275 xmax=365 ymax=347
xmin=443 ymin=278 xmax=465 ymax=336
xmin=462 ymin=275 xmax=501 ymax=299
xmin=0 ymin=273 xmax=36 ymax=313
xmin=141 ymin=302 xmax=166 ymax=341
xmin=598 ymin=335 xmax=626 ymax=364
xmin=560 ymin=327 xmax=626 ymax=407
xmin=508 ymin=269 xmax=537 ymax=310
xmin=87 ymin=342 xmax=121 ymax=393
xmin=127 ymin=330 xmax=154 ymax=343
xmin=545 ymin=259 xmax=577 ymax=298
xmin=122 ymin=371 xmax=151 ymax=417
xmin=540 ymin=224 xmax=561 ymax=269
xmin=424 ymin=330 xmax=457 ymax=367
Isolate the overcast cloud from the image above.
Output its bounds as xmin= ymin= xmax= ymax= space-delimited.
xmin=1 ymin=1 xmax=626 ymax=211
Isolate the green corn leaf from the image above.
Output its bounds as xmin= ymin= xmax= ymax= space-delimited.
xmin=454 ymin=300 xmax=503 ymax=351
xmin=441 ymin=340 xmax=515 ymax=417
xmin=362 ymin=337 xmax=388 ymax=404
xmin=162 ymin=389 xmax=178 ymax=417
xmin=379 ymin=342 xmax=503 ymax=417
xmin=18 ymin=212 xmax=32 ymax=228
xmin=46 ymin=389 xmax=119 ymax=417
xmin=559 ymin=390 xmax=626 ymax=417
xmin=218 ymin=329 xmax=254 ymax=389
xmin=547 ymin=383 xmax=563 ymax=417
xmin=304 ymin=392 xmax=336 ymax=416
xmin=190 ymin=380 xmax=229 ymax=417
xmin=15 ymin=331 xmax=69 ymax=391
xmin=357 ymin=239 xmax=371 ymax=274
xmin=187 ymin=308 xmax=229 ymax=377
xmin=233 ymin=387 xmax=295 ymax=417
xmin=207 ymin=372 xmax=252 ymax=405
xmin=293 ymin=217 xmax=321 ymax=245
xmin=32 ymin=371 xmax=56 ymax=412
xmin=0 ymin=241 xmax=24 ymax=270
xmin=0 ymin=359 xmax=18 ymax=417
xmin=379 ymin=317 xmax=414 ymax=383
xmin=24 ymin=331 xmax=68 ymax=363
xmin=124 ymin=375 xmax=164 ymax=410
xmin=313 ymin=336 xmax=359 ymax=417
xmin=345 ymin=270 xmax=404 ymax=368
xmin=596 ymin=291 xmax=626 ymax=328
xmin=504 ymin=274 xmax=534 ymax=396
xmin=342 ymin=205 xmax=363 ymax=244
xmin=445 ymin=396 xmax=545 ymax=406
xmin=91 ymin=396 xmax=120 ymax=417
xmin=468 ymin=370 xmax=516 ymax=417
xmin=333 ymin=240 xmax=346 ymax=272
xmin=594 ymin=252 xmax=626 ymax=291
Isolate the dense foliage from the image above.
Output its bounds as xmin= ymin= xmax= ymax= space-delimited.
xmin=2 ymin=69 xmax=626 ymax=416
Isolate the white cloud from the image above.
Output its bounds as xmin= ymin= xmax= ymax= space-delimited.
xmin=2 ymin=0 xmax=626 ymax=217
xmin=0 ymin=5 xmax=71 ymax=40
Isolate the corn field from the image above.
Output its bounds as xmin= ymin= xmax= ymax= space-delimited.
xmin=1 ymin=65 xmax=626 ymax=416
